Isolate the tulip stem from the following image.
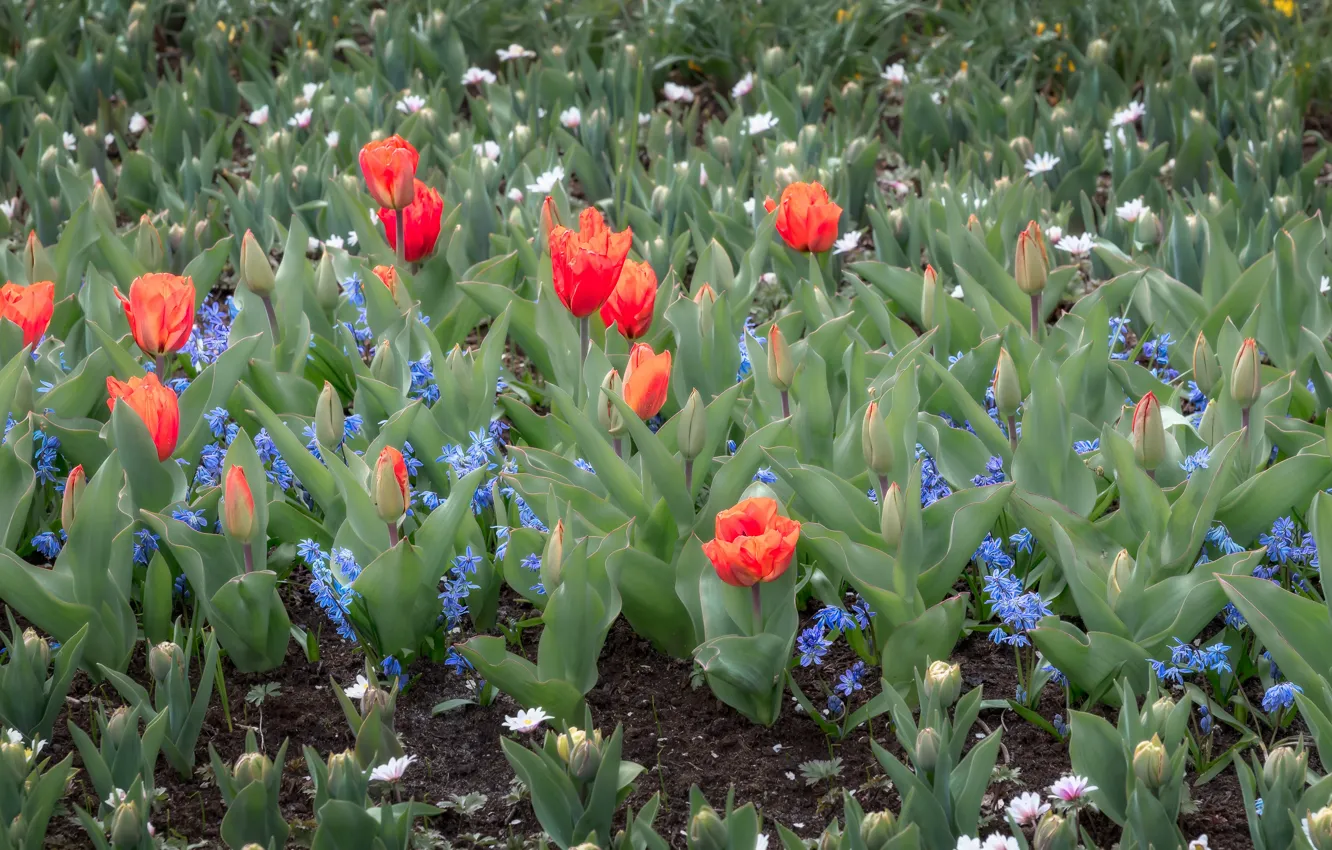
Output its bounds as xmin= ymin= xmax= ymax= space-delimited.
xmin=578 ymin=316 xmax=590 ymax=401
xmin=877 ymin=474 xmax=889 ymax=504
xmin=751 ymin=584 xmax=763 ymax=635
xmin=395 ymin=214 xmax=406 ymax=266
xmin=1029 ymin=293 xmax=1041 ymax=340
xmin=1241 ymin=406 xmax=1251 ymax=438
xmin=387 ymin=522 xmax=400 ymax=547
xmin=613 ymin=437 xmax=622 ymax=459
xmin=261 ymin=294 xmax=279 ymax=342
xmin=242 ymin=542 xmax=254 ymax=574
xmin=1007 ymin=415 xmax=1018 ymax=453
xmin=154 ymin=353 xmax=168 ymax=380
xmin=685 ymin=458 xmax=694 ymax=493
xmin=780 ymin=389 xmax=790 ymax=419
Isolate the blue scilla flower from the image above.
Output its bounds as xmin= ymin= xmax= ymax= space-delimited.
xmin=971 ymin=455 xmax=1006 ymax=487
xmin=851 ymin=597 xmax=874 ymax=629
xmin=488 ymin=418 xmax=510 ymax=445
xmin=1010 ymin=528 xmax=1034 ymax=554
xmin=753 ymin=467 xmax=778 ymax=484
xmin=1222 ymin=603 xmax=1246 ymax=629
xmin=437 ymin=432 xmax=501 ymax=514
xmin=1073 ymin=438 xmax=1100 ymax=454
xmin=132 ymin=529 xmax=160 ymax=565
xmin=445 ymin=647 xmax=473 ymax=675
xmin=31 ymin=432 xmax=61 ymax=486
xmin=826 ymin=694 xmax=845 ymax=714
xmin=1053 ymin=714 xmax=1069 ymax=736
xmin=835 ymin=661 xmax=867 ymax=697
xmin=380 ymin=656 xmax=406 ymax=689
xmin=30 ymin=531 xmax=61 ymax=559
xmin=1205 ymin=523 xmax=1245 ymax=556
xmin=1262 ymin=681 xmax=1302 ymax=713
xmin=736 ymin=317 xmax=765 ymax=382
xmin=1197 ymin=703 xmax=1213 ymax=735
xmin=171 ymin=508 xmax=208 ymax=531
xmin=917 ymin=445 xmax=952 ymax=507
xmin=813 ymin=606 xmax=859 ymax=633
xmin=1179 ymin=447 xmax=1210 ymax=478
xmin=454 ymin=546 xmax=483 ymax=575
xmin=973 ymin=534 xmax=1014 ymax=569
xmin=1260 ymin=517 xmax=1299 ymax=564
xmin=795 ymin=625 xmax=831 ymax=667
xmin=1040 ymin=664 xmax=1067 ymax=686
xmin=521 ymin=553 xmax=542 ymax=572
xmin=310 ymin=548 xmax=361 ymax=642
xmin=574 ymin=458 xmax=596 ymax=474
xmin=297 ymin=539 xmax=327 ymax=565
xmin=343 ymin=273 xmax=365 ymax=308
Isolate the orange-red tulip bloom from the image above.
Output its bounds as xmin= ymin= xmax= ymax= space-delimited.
xmin=0 ymin=280 xmax=54 ymax=348
xmin=550 ymin=206 xmax=633 ymax=318
xmin=223 ymin=465 xmax=256 ymax=539
xmin=623 ymin=343 xmax=671 ymax=419
xmin=373 ymin=445 xmax=410 ymax=522
xmin=116 ymin=273 xmax=195 ymax=357
xmin=372 ymin=265 xmax=399 ymax=295
xmin=358 ymin=135 xmax=419 ymax=210
xmin=702 ymin=497 xmax=801 ymax=587
xmin=379 ymin=179 xmax=443 ymax=263
xmin=106 ymin=373 xmax=179 ymax=461
xmin=764 ymin=181 xmax=842 ymax=253
xmin=600 ymin=258 xmax=657 ymax=339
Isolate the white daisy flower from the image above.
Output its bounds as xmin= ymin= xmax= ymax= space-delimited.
xmin=461 ymin=67 xmax=497 ymax=86
xmin=325 ymin=130 xmax=340 ymax=148
xmin=503 ymin=707 xmax=552 ymax=733
xmin=473 ymin=140 xmax=501 ymax=160
xmin=1023 ymin=152 xmax=1060 ymax=176
xmin=1116 ymin=197 xmax=1149 ymax=223
xmin=755 ymin=835 xmax=768 ymax=850
xmin=745 ymin=112 xmax=778 ymax=135
xmin=982 ymin=837 xmax=1018 ymax=850
xmin=951 ymin=285 xmax=964 ymax=298
xmin=744 ymin=198 xmax=756 ymax=216
xmin=526 ymin=165 xmax=565 ymax=194
xmin=1006 ymin=791 xmax=1050 ymax=826
xmin=325 ymin=234 xmax=345 ymax=251
xmin=346 ymin=231 xmax=358 ymax=247
xmin=62 ymin=132 xmax=76 ymax=151
xmin=307 ymin=237 xmax=322 ymax=254
xmin=4 ymin=730 xmax=20 ymax=745
xmin=559 ymin=106 xmax=581 ymax=128
xmin=507 ymin=187 xmax=524 ymax=203
xmin=104 ymin=133 xmax=116 ymax=149
xmin=247 ymin=105 xmax=269 ymax=126
xmin=104 ymin=788 xmax=129 ymax=809
xmin=1048 ymin=774 xmax=1097 ymax=805
xmin=396 ymin=95 xmax=425 ymax=114
xmin=287 ymin=108 xmax=313 ymax=129
xmin=537 ymin=107 xmax=548 ymax=118
xmin=1104 ymin=127 xmax=1130 ymax=151
xmin=663 ymin=82 xmax=694 ymax=103
xmin=833 ymin=231 xmax=862 ymax=255
xmin=930 ymin=91 xmax=944 ymax=104
xmin=955 ymin=838 xmax=981 ymax=850
xmin=731 ymin=72 xmax=755 ymax=99
xmin=128 ymin=112 xmax=148 ymax=134
xmin=497 ymin=44 xmax=536 ymax=61
xmin=881 ymin=63 xmax=908 ymax=85
xmin=1187 ymin=837 xmax=1209 ymax=850
xmin=1056 ymin=233 xmax=1095 ymax=257
xmin=1112 ymin=100 xmax=1147 ymax=127
xmin=1045 ymin=225 xmax=1064 ymax=243
xmin=369 ymin=754 xmax=417 ymax=783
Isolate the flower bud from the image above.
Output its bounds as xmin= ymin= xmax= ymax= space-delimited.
xmin=650 ymin=184 xmax=669 ymax=214
xmin=1230 ymin=338 xmax=1260 ymax=410
xmin=556 ymin=727 xmax=601 ymax=762
xmin=1134 ymin=209 xmax=1160 ymax=245
xmin=316 ymin=252 xmax=340 ymax=314
xmin=767 ymin=324 xmax=794 ymax=392
xmin=233 ymin=752 xmax=272 ymax=789
xmin=90 ymin=183 xmax=116 ymax=231
xmin=373 ymin=446 xmax=409 ymax=524
xmin=797 ymin=84 xmax=814 ymax=108
xmin=1148 ymin=695 xmax=1175 ymax=729
xmin=688 ymin=806 xmax=728 ymax=850
xmin=1264 ymin=745 xmax=1307 ymax=792
xmin=316 ymin=382 xmax=345 ymax=449
xmin=1132 ymin=735 xmax=1167 ymax=790
xmin=921 ymin=264 xmax=939 ymax=331
xmin=20 ymin=628 xmax=49 ymax=668
xmin=149 ymin=641 xmax=184 ymax=682
xmin=106 ymin=706 xmax=134 ymax=745
xmin=861 ymin=402 xmax=894 ymax=475
xmin=0 ymin=739 xmax=24 ymax=776
xmin=240 ymin=229 xmax=275 ymax=297
xmin=598 ymin=369 xmax=624 ymax=435
xmin=994 ymin=348 xmax=1021 ymax=419
xmin=1107 ymin=549 xmax=1134 ymax=607
xmin=1306 ymin=807 xmax=1332 ymax=850
xmin=223 ymin=465 xmax=256 ymax=541
xmin=568 ymin=738 xmax=601 ymax=781
xmin=62 ymin=464 xmax=85 ymax=532
xmin=817 ymin=825 xmax=842 ymax=850
xmin=1034 ymin=812 xmax=1073 ymax=850
xmin=110 ymin=800 xmax=143 ymax=846
xmin=24 ymin=231 xmax=55 ymax=285
xmin=914 ymin=727 xmax=940 ymax=772
xmin=1192 ymin=334 xmax=1219 ymax=398
xmin=370 ymin=338 xmax=396 ymax=383
xmin=134 ymin=215 xmax=164 ymax=271
xmin=710 ymin=135 xmax=731 ymax=163
xmin=1009 ymin=136 xmax=1035 ymax=164
xmin=923 ymin=660 xmax=962 ymax=706
xmin=327 ymin=750 xmax=364 ymax=802
xmin=359 ymin=684 xmax=392 ymax=717
xmin=1015 ymin=222 xmax=1049 ymax=296
xmin=1131 ymin=392 xmax=1164 ymax=472
xmin=542 ymin=520 xmax=566 ymax=590
xmin=1086 ymin=38 xmax=1110 ymax=63
xmin=860 ymin=810 xmax=897 ymax=850
xmin=879 ymin=482 xmax=904 ymax=550
xmin=678 ymin=389 xmax=707 ymax=462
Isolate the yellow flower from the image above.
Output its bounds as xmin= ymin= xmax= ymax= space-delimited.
xmin=1035 ymin=21 xmax=1047 ymax=35
xmin=1068 ymin=59 xmax=1077 ymax=72
xmin=835 ymin=7 xmax=851 ymax=23
xmin=215 ymin=20 xmax=226 ymax=31
xmin=1274 ymin=0 xmax=1294 ymax=16
xmin=1054 ymin=22 xmax=1063 ymax=35
xmin=959 ymin=60 xmax=968 ymax=72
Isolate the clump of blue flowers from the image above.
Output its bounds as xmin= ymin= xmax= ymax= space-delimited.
xmin=1149 ymin=638 xmax=1232 ymax=685
xmin=299 ymin=540 xmax=361 ymax=643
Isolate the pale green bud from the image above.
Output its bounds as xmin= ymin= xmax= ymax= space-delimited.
xmin=678 ymin=389 xmax=707 ymax=462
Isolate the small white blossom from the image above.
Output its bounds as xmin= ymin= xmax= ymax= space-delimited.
xmin=497 ymin=43 xmax=536 ymax=61
xmin=369 ymin=209 xmax=380 ymax=226
xmin=104 ymin=133 xmax=116 ymax=149
xmin=1006 ymin=792 xmax=1050 ymax=826
xmin=105 ymin=789 xmax=129 ymax=809
xmin=559 ymin=106 xmax=581 ymax=128
xmin=4 ymin=730 xmax=20 ymax=745
xmin=1112 ymin=100 xmax=1147 ymax=127
xmin=247 ymin=105 xmax=269 ymax=126
xmin=396 ymin=95 xmax=425 ymax=114
xmin=881 ymin=63 xmax=908 ymax=85
xmin=1186 ymin=837 xmax=1209 ymax=850
xmin=755 ymin=835 xmax=768 ymax=850
xmin=526 ymin=165 xmax=565 ymax=194
xmin=325 ymin=130 xmax=340 ymax=148
xmin=0 ymin=199 xmax=16 ymax=220
xmin=745 ymin=112 xmax=778 ymax=135
xmin=474 ymin=140 xmax=501 ymax=161
xmin=287 ymin=108 xmax=313 ymax=129
xmin=956 ymin=839 xmax=981 ymax=850
xmin=982 ymin=837 xmax=1018 ymax=850
xmin=307 ymin=237 xmax=322 ymax=254
xmin=128 ymin=112 xmax=148 ymax=134
xmin=1045 ymin=225 xmax=1063 ymax=244
xmin=887 ymin=179 xmax=911 ymax=196
xmin=833 ymin=231 xmax=862 ymax=255
xmin=1056 ymin=233 xmax=1095 ymax=257
xmin=951 ymin=285 xmax=964 ymax=298
xmin=638 ymin=112 xmax=652 ymax=125
xmin=699 ymin=165 xmax=708 ymax=187
xmin=537 ymin=107 xmax=548 ymax=118
xmin=731 ymin=72 xmax=755 ymax=99
xmin=507 ymin=187 xmax=524 ymax=203
xmin=1321 ymin=276 xmax=1330 ymax=294
xmin=325 ymin=234 xmax=345 ymax=251
xmin=663 ymin=82 xmax=695 ymax=103
xmin=503 ymin=707 xmax=552 ymax=733
xmin=1116 ymin=197 xmax=1149 ymax=223
xmin=461 ymin=67 xmax=497 ymax=86
xmin=1023 ymin=152 xmax=1060 ymax=176
xmin=347 ymin=232 xmax=358 ymax=247
xmin=369 ymin=754 xmax=417 ymax=783
xmin=62 ymin=132 xmax=76 ymax=151
xmin=1104 ymin=127 xmax=1131 ymax=151
xmin=744 ymin=198 xmax=756 ymax=216
xmin=302 ymin=82 xmax=319 ymax=101
xmin=930 ymin=91 xmax=944 ymax=104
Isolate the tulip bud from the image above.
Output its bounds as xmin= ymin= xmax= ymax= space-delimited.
xmin=240 ymin=230 xmax=275 ymax=296
xmin=370 ymin=339 xmax=395 ymax=383
xmin=233 ymin=752 xmax=272 ymax=789
xmin=89 ymin=183 xmax=116 ymax=231
xmin=568 ymin=738 xmax=601 ymax=781
xmin=149 ymin=641 xmax=183 ymax=682
xmin=879 ymin=482 xmax=904 ymax=550
xmin=1009 ymin=135 xmax=1035 ymax=163
xmin=134 ymin=214 xmax=164 ymax=271
xmin=860 ymin=811 xmax=896 ymax=850
xmin=327 ymin=750 xmax=363 ymax=802
xmin=1230 ymin=338 xmax=1261 ymax=410
xmin=1264 ymin=745 xmax=1307 ymax=792
xmin=110 ymin=800 xmax=143 ymax=846
xmin=316 ymin=253 xmax=340 ymax=314
xmin=62 ymin=464 xmax=85 ymax=532
xmin=359 ymin=684 xmax=391 ymax=717
xmin=994 ymin=348 xmax=1021 ymax=419
xmin=797 ymin=84 xmax=814 ymax=108
xmin=1107 ymin=549 xmax=1134 ymax=607
xmin=1033 ymin=812 xmax=1073 ymax=850
xmin=650 ymin=184 xmax=669 ymax=214
xmin=923 ymin=660 xmax=962 ymax=706
xmin=20 ymin=628 xmax=49 ymax=668
xmin=106 ymin=706 xmax=134 ymax=745
xmin=222 ymin=465 xmax=256 ymax=541
xmin=1192 ymin=334 xmax=1219 ymax=398
xmin=914 ymin=727 xmax=940 ymax=772
xmin=767 ymin=324 xmax=794 ymax=391
xmin=921 ymin=264 xmax=939 ymax=330
xmin=710 ymin=135 xmax=731 ymax=163
xmin=316 ymin=382 xmax=345 ymax=449
xmin=817 ymin=825 xmax=842 ymax=850
xmin=0 ymin=738 xmax=24 ymax=776
xmin=1148 ymin=695 xmax=1175 ymax=729
xmin=373 ymin=447 xmax=409 ymax=525
xmin=1131 ymin=392 xmax=1164 ymax=473
xmin=556 ymin=727 xmax=601 ymax=761
xmin=24 ymin=231 xmax=55 ymax=286
xmin=598 ymin=369 xmax=624 ymax=435
xmin=1306 ymin=807 xmax=1332 ymax=850
xmin=542 ymin=520 xmax=566 ymax=591
xmin=1015 ymin=222 xmax=1049 ymax=296
xmin=862 ymin=402 xmax=893 ymax=475
xmin=688 ymin=806 xmax=728 ymax=850
xmin=1132 ymin=735 xmax=1167 ymax=790
xmin=678 ymin=389 xmax=706 ymax=462
xmin=1134 ymin=209 xmax=1160 ymax=245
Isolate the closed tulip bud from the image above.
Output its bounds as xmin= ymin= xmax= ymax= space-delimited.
xmin=107 ymin=706 xmax=134 ymax=744
xmin=1085 ymin=37 xmax=1110 ymax=63
xmin=134 ymin=215 xmax=163 ymax=270
xmin=994 ymin=348 xmax=1021 ymax=418
xmin=359 ymin=684 xmax=391 ymax=717
xmin=710 ymin=135 xmax=731 ymax=162
xmin=1034 ymin=812 xmax=1072 ymax=850
xmin=316 ymin=252 xmax=340 ymax=313
xmin=1306 ymin=807 xmax=1332 ymax=850
xmin=888 ymin=207 xmax=909 ymax=242
xmin=24 ymin=231 xmax=55 ymax=286
xmin=598 ymin=369 xmax=624 ymax=435
xmin=797 ymin=84 xmax=814 ymax=107
xmin=880 ymin=482 xmax=904 ymax=550
xmin=650 ymin=184 xmax=669 ymax=214
xmin=914 ymin=727 xmax=940 ymax=772
xmin=689 ymin=807 xmax=728 ymax=850
xmin=556 ymin=727 xmax=601 ymax=762
xmin=860 ymin=811 xmax=896 ymax=850
xmin=1149 ymin=695 xmax=1175 ymax=728
xmin=370 ymin=338 xmax=395 ymax=382
xmin=373 ymin=446 xmax=409 ymax=525
xmin=233 ymin=752 xmax=272 ymax=789
xmin=240 ymin=229 xmax=275 ymax=296
xmin=678 ymin=389 xmax=707 ymax=461
xmin=0 ymin=740 xmax=24 ymax=775
xmin=1134 ymin=209 xmax=1160 ymax=245
xmin=1264 ymin=745 xmax=1307 ymax=792
xmin=1132 ymin=735 xmax=1167 ymax=790
xmin=149 ymin=641 xmax=183 ymax=682
xmin=862 ymin=402 xmax=893 ymax=475
xmin=1231 ymin=338 xmax=1261 ymax=409
xmin=316 ymin=382 xmax=345 ymax=449
xmin=568 ymin=738 xmax=601 ymax=781
xmin=1015 ymin=222 xmax=1049 ymax=296
xmin=1131 ymin=392 xmax=1164 ymax=472
xmin=1107 ymin=549 xmax=1134 ymax=607
xmin=110 ymin=800 xmax=142 ymax=845
xmin=924 ymin=660 xmax=962 ymax=706
xmin=1192 ymin=334 xmax=1219 ymax=398
xmin=62 ymin=464 xmax=84 ymax=532
xmin=767 ymin=324 xmax=794 ymax=391
xmin=1009 ymin=135 xmax=1035 ymax=163
xmin=327 ymin=750 xmax=363 ymax=801
xmin=89 ymin=183 xmax=116 ymax=230
xmin=818 ymin=825 xmax=842 ymax=850
xmin=20 ymin=628 xmax=49 ymax=668
xmin=223 ymin=465 xmax=255 ymax=540
xmin=921 ymin=264 xmax=939 ymax=330
xmin=542 ymin=520 xmax=566 ymax=590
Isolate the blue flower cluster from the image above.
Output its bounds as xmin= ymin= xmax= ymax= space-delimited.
xmin=132 ymin=529 xmax=160 ymax=565
xmin=299 ymin=540 xmax=361 ymax=642
xmin=970 ymin=456 xmax=1005 ymax=487
xmin=736 ymin=317 xmax=765 ymax=381
xmin=984 ymin=564 xmax=1051 ymax=647
xmin=440 ymin=546 xmax=482 ymax=629
xmin=32 ymin=430 xmax=61 ymax=486
xmin=437 ymin=431 xmax=502 ymax=514
xmin=1262 ymin=681 xmax=1303 ymax=713
xmin=1149 ymin=637 xmax=1232 ymax=684
xmin=1256 ymin=516 xmax=1316 ymax=574
xmin=1179 ymin=447 xmax=1209 ymax=478
xmin=180 ymin=296 xmax=235 ymax=369
xmin=409 ymin=353 xmax=440 ymax=405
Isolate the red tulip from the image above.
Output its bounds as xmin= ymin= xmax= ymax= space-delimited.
xmin=549 ymin=205 xmax=632 ymax=318
xmin=223 ymin=465 xmax=255 ymax=540
xmin=106 ymin=373 xmax=179 ymax=461
xmin=763 ymin=181 xmax=842 ymax=253
xmin=0 ymin=280 xmax=54 ymax=348
xmin=116 ymin=273 xmax=195 ymax=356
xmin=373 ymin=445 xmax=410 ymax=523
xmin=358 ymin=135 xmax=419 ymax=210
xmin=702 ymin=497 xmax=801 ymax=587
xmin=371 ymin=265 xmax=399 ymax=295
xmin=379 ymin=179 xmax=443 ymax=262
xmin=600 ymin=258 xmax=657 ymax=339
xmin=623 ymin=343 xmax=671 ymax=419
